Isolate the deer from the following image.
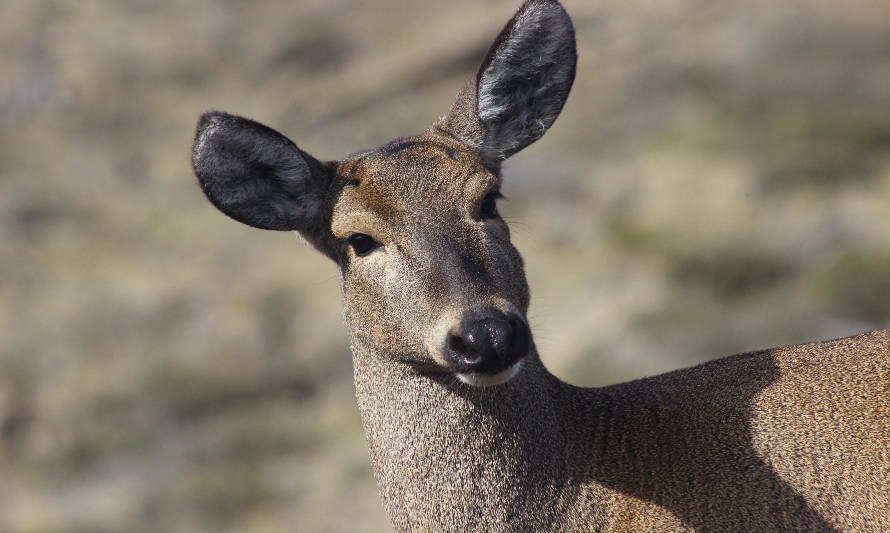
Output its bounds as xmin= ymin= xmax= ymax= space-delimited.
xmin=190 ymin=0 xmax=890 ymax=531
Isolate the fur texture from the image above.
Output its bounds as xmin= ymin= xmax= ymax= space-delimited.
xmin=354 ymin=331 xmax=890 ymax=532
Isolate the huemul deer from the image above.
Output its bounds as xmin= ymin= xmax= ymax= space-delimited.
xmin=191 ymin=0 xmax=890 ymax=531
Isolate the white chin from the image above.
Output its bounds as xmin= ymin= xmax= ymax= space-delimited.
xmin=456 ymin=360 xmax=523 ymax=387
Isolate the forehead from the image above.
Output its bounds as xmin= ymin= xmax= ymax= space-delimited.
xmin=335 ymin=131 xmax=498 ymax=210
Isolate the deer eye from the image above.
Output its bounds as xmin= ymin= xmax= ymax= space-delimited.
xmin=347 ymin=234 xmax=381 ymax=256
xmin=479 ymin=192 xmax=502 ymax=220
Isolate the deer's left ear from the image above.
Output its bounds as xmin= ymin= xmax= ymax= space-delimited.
xmin=437 ymin=0 xmax=576 ymax=164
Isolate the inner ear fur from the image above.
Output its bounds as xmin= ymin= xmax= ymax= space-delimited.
xmin=192 ymin=111 xmax=331 ymax=233
xmin=436 ymin=0 xmax=576 ymax=165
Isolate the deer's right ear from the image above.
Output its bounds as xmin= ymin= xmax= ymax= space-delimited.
xmin=192 ymin=111 xmax=331 ymax=231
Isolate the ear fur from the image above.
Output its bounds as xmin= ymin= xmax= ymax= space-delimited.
xmin=436 ymin=0 xmax=576 ymax=164
xmin=192 ymin=111 xmax=331 ymax=232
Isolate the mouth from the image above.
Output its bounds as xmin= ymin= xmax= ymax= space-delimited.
xmin=456 ymin=359 xmax=524 ymax=387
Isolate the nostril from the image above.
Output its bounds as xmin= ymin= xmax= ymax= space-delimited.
xmin=449 ymin=333 xmax=483 ymax=367
xmin=448 ymin=334 xmax=465 ymax=352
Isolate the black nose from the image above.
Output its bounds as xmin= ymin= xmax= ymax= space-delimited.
xmin=446 ymin=311 xmax=530 ymax=374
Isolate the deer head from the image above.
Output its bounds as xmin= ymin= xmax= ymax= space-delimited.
xmin=192 ymin=0 xmax=576 ymax=387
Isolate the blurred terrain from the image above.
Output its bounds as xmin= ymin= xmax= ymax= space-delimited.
xmin=1 ymin=0 xmax=889 ymax=531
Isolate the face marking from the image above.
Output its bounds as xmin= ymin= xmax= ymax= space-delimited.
xmin=377 ymin=139 xmax=420 ymax=156
xmin=332 ymin=136 xmax=499 ymax=239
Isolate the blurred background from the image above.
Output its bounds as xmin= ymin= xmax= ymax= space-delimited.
xmin=1 ymin=0 xmax=889 ymax=530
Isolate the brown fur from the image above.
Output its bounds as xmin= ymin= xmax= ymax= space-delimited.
xmin=191 ymin=1 xmax=889 ymax=531
xmin=354 ymin=328 xmax=889 ymax=532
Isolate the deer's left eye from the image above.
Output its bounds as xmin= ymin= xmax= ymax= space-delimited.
xmin=479 ymin=192 xmax=502 ymax=220
xmin=347 ymin=233 xmax=381 ymax=256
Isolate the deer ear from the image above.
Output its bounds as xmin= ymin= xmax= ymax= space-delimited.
xmin=192 ymin=111 xmax=330 ymax=231
xmin=437 ymin=0 xmax=576 ymax=164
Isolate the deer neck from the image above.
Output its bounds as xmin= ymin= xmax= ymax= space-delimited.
xmin=350 ymin=338 xmax=612 ymax=531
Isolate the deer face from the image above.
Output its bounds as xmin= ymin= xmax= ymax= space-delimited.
xmin=192 ymin=0 xmax=575 ymax=386
xmin=332 ymin=132 xmax=532 ymax=385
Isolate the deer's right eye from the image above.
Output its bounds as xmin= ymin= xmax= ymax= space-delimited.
xmin=347 ymin=234 xmax=381 ymax=256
